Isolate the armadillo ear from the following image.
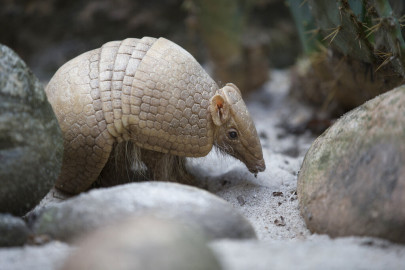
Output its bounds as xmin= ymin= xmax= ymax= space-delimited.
xmin=225 ymin=83 xmax=242 ymax=96
xmin=209 ymin=94 xmax=230 ymax=126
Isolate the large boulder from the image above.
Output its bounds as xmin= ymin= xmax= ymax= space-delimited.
xmin=33 ymin=182 xmax=256 ymax=241
xmin=298 ymin=85 xmax=405 ymax=243
xmin=0 ymin=44 xmax=63 ymax=215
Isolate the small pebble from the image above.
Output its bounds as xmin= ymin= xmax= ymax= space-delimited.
xmin=237 ymin=196 xmax=246 ymax=206
xmin=274 ymin=216 xmax=286 ymax=227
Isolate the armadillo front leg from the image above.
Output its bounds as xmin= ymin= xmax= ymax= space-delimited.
xmin=140 ymin=148 xmax=195 ymax=185
xmin=94 ymin=141 xmax=148 ymax=188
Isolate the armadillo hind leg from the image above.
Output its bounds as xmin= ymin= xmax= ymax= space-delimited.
xmin=47 ymin=48 xmax=116 ymax=194
xmin=140 ymin=148 xmax=196 ymax=185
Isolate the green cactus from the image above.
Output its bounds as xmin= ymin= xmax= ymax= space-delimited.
xmin=292 ymin=0 xmax=405 ymax=73
xmin=286 ymin=0 xmax=320 ymax=55
xmin=367 ymin=0 xmax=405 ymax=76
xmin=309 ymin=0 xmax=374 ymax=62
xmin=289 ymin=0 xmax=405 ymax=115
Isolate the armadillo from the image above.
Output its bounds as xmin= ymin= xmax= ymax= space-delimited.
xmin=45 ymin=37 xmax=265 ymax=194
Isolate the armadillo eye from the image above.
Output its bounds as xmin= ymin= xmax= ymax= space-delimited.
xmin=228 ymin=130 xmax=238 ymax=139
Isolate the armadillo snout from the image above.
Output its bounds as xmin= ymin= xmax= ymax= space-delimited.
xmin=247 ymin=158 xmax=266 ymax=174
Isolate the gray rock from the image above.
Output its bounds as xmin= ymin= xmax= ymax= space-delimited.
xmin=62 ymin=216 xmax=221 ymax=270
xmin=0 ymin=214 xmax=30 ymax=246
xmin=0 ymin=44 xmax=63 ymax=216
xmin=32 ymin=182 xmax=256 ymax=241
xmin=0 ymin=241 xmax=72 ymax=270
xmin=210 ymin=236 xmax=405 ymax=270
xmin=298 ymin=85 xmax=405 ymax=243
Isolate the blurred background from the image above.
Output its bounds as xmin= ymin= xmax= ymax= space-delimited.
xmin=1 ymin=0 xmax=405 ymax=123
xmin=0 ymin=0 xmax=298 ymax=83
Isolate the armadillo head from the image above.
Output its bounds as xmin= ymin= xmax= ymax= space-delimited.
xmin=209 ymin=83 xmax=265 ymax=175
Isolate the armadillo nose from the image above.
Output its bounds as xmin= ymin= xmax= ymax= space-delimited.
xmin=256 ymin=159 xmax=266 ymax=172
xmin=248 ymin=159 xmax=266 ymax=174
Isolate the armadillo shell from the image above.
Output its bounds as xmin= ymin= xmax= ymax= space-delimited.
xmin=47 ymin=37 xmax=218 ymax=156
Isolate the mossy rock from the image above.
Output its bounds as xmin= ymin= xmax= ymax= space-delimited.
xmin=298 ymin=85 xmax=405 ymax=243
xmin=0 ymin=44 xmax=63 ymax=216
